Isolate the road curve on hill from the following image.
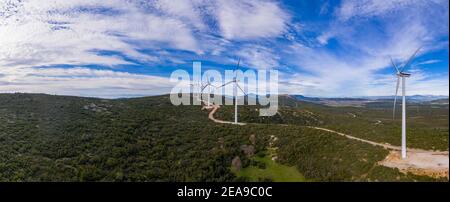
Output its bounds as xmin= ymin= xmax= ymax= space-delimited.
xmin=307 ymin=126 xmax=401 ymax=150
xmin=205 ymin=104 xmax=246 ymax=125
xmin=206 ymin=104 xmax=447 ymax=154
xmin=308 ymin=126 xmax=448 ymax=154
xmin=206 ymin=105 xmax=448 ymax=178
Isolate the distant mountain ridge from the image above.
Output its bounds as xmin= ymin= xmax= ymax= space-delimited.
xmin=291 ymin=94 xmax=448 ymax=101
xmin=358 ymin=95 xmax=449 ymax=102
xmin=289 ymin=94 xmax=449 ymax=106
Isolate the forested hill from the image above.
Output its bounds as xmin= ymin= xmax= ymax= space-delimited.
xmin=0 ymin=93 xmax=447 ymax=182
xmin=0 ymin=93 xmax=237 ymax=181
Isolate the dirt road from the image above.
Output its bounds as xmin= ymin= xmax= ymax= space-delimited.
xmin=205 ymin=104 xmax=449 ymax=178
xmin=308 ymin=126 xmax=401 ymax=150
xmin=205 ymin=104 xmax=246 ymax=125
xmin=308 ymin=127 xmax=449 ymax=178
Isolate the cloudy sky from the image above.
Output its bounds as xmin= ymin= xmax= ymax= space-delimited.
xmin=0 ymin=0 xmax=448 ymax=98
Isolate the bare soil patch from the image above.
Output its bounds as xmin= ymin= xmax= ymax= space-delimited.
xmin=379 ymin=150 xmax=449 ymax=178
xmin=309 ymin=127 xmax=449 ymax=178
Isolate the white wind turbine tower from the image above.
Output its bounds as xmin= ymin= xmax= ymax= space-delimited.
xmin=390 ymin=47 xmax=421 ymax=159
xmin=201 ymin=74 xmax=216 ymax=106
xmin=219 ymin=59 xmax=246 ymax=124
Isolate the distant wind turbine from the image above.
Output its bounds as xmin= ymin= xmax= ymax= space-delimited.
xmin=219 ymin=58 xmax=246 ymax=124
xmin=201 ymin=73 xmax=216 ymax=106
xmin=190 ymin=80 xmax=202 ymax=102
xmin=390 ymin=47 xmax=421 ymax=159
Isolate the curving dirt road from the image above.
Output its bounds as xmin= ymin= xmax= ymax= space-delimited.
xmin=205 ymin=104 xmax=246 ymax=125
xmin=205 ymin=104 xmax=449 ymax=178
xmin=307 ymin=126 xmax=401 ymax=150
xmin=307 ymin=127 xmax=449 ymax=178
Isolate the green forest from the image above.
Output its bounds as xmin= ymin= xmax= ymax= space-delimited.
xmin=0 ymin=93 xmax=448 ymax=181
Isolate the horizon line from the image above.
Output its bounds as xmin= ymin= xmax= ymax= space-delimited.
xmin=1 ymin=92 xmax=448 ymax=100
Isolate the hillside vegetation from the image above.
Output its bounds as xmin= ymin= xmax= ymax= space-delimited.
xmin=216 ymin=95 xmax=449 ymax=151
xmin=0 ymin=93 xmax=447 ymax=181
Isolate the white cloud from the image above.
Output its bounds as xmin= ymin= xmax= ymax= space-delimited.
xmin=237 ymin=44 xmax=280 ymax=69
xmin=330 ymin=0 xmax=448 ymax=58
xmin=277 ymin=0 xmax=449 ymax=96
xmin=367 ymin=70 xmax=449 ymax=96
xmin=316 ymin=32 xmax=334 ymax=46
xmin=281 ymin=31 xmax=448 ymax=97
xmin=0 ymin=0 xmax=290 ymax=68
xmin=215 ymin=0 xmax=290 ymax=40
xmin=282 ymin=46 xmax=370 ymax=96
xmin=0 ymin=0 xmax=201 ymax=69
xmin=337 ymin=0 xmax=421 ymax=21
xmin=415 ymin=59 xmax=442 ymax=66
xmin=0 ymin=0 xmax=447 ymax=98
xmin=0 ymin=66 xmax=176 ymax=98
xmin=281 ymin=66 xmax=449 ymax=97
xmin=151 ymin=0 xmax=207 ymax=31
xmin=0 ymin=0 xmax=294 ymax=97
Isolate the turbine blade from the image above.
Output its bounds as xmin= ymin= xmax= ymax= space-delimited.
xmin=200 ymin=80 xmax=206 ymax=88
xmin=234 ymin=58 xmax=240 ymax=80
xmin=400 ymin=47 xmax=421 ymax=72
xmin=218 ymin=81 xmax=234 ymax=88
xmin=236 ymin=83 xmax=246 ymax=95
xmin=390 ymin=56 xmax=400 ymax=73
xmin=393 ymin=76 xmax=400 ymax=119
xmin=201 ymin=84 xmax=209 ymax=92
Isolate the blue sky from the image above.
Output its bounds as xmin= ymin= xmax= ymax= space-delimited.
xmin=0 ymin=0 xmax=448 ymax=98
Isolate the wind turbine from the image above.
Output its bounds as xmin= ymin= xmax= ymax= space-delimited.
xmin=190 ymin=80 xmax=202 ymax=102
xmin=390 ymin=47 xmax=421 ymax=159
xmin=201 ymin=74 xmax=216 ymax=106
xmin=219 ymin=59 xmax=246 ymax=124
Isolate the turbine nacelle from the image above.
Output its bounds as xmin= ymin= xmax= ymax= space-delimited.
xmin=397 ymin=72 xmax=411 ymax=77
